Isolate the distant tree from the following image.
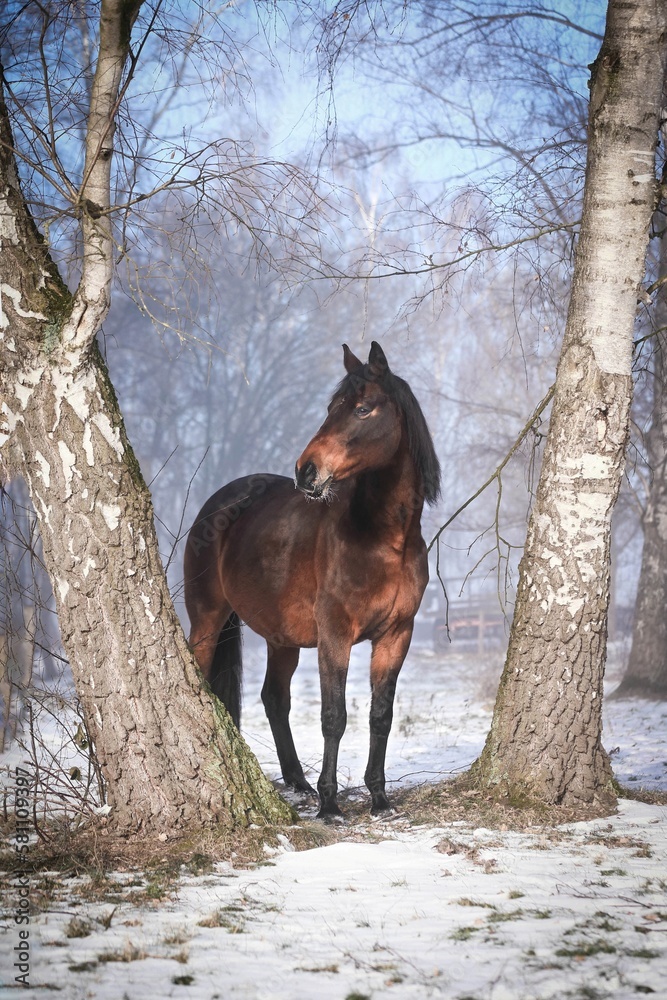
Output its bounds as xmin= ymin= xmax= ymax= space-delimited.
xmin=0 ymin=482 xmax=57 ymax=750
xmin=613 ymin=233 xmax=667 ymax=699
xmin=0 ymin=0 xmax=297 ymax=834
xmin=471 ymin=0 xmax=667 ymax=808
xmin=104 ymin=229 xmax=337 ymax=512
xmin=316 ymin=1 xmax=603 ymax=296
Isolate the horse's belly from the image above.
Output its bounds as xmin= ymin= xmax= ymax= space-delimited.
xmin=234 ymin=595 xmax=319 ymax=649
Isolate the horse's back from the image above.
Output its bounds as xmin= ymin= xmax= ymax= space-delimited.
xmin=191 ymin=473 xmax=291 ymax=521
xmin=184 ymin=474 xmax=285 ymax=608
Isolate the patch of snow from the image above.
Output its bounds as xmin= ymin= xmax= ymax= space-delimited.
xmin=1 ymin=646 xmax=666 ymax=999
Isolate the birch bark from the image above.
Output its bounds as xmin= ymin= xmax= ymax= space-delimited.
xmin=472 ymin=0 xmax=667 ymax=808
xmin=0 ymin=0 xmax=293 ymax=835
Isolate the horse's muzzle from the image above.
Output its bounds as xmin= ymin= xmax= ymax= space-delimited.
xmin=295 ymin=460 xmax=332 ymax=498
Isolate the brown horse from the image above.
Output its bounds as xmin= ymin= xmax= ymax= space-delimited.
xmin=184 ymin=342 xmax=440 ymax=817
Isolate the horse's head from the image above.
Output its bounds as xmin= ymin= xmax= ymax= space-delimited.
xmin=295 ymin=342 xmax=403 ymax=500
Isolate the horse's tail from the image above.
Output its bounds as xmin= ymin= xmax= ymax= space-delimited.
xmin=210 ymin=612 xmax=243 ymax=729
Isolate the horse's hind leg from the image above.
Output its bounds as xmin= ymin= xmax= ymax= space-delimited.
xmin=261 ymin=645 xmax=314 ymax=794
xmin=365 ymin=625 xmax=413 ymax=814
xmin=187 ymin=604 xmax=231 ymax=681
xmin=184 ymin=533 xmax=231 ymax=682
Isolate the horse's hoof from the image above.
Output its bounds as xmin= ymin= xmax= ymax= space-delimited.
xmin=371 ymin=808 xmax=402 ymax=823
xmin=370 ymin=795 xmax=392 ymax=814
xmin=286 ymin=778 xmax=317 ymax=796
xmin=316 ymin=805 xmax=344 ymax=823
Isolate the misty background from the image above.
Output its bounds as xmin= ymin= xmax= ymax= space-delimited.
xmin=2 ymin=0 xmax=648 ymax=748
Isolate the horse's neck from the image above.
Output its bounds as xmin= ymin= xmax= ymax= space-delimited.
xmin=351 ymin=440 xmax=424 ymax=546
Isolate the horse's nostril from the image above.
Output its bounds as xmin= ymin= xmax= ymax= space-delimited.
xmin=296 ymin=459 xmax=318 ymax=492
xmin=303 ymin=461 xmax=316 ymax=484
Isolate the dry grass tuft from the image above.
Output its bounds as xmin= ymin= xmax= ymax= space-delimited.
xmin=616 ymin=785 xmax=667 ymax=806
xmin=0 ymin=811 xmax=338 ymax=910
xmin=97 ymin=942 xmax=146 ymax=963
xmin=389 ymin=774 xmax=616 ymax=830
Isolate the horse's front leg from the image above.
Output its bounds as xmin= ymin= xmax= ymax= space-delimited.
xmin=365 ymin=624 xmax=413 ymax=814
xmin=316 ymin=636 xmax=352 ymax=819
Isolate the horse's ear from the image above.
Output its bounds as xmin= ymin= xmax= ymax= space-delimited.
xmin=368 ymin=341 xmax=389 ymax=378
xmin=343 ymin=344 xmax=364 ymax=373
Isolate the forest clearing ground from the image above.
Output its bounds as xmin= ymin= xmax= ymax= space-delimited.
xmin=2 ymin=643 xmax=666 ymax=999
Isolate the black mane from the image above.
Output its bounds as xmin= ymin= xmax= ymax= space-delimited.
xmin=331 ymin=365 xmax=441 ymax=506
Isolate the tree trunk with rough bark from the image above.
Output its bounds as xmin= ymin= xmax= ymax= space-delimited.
xmin=0 ymin=1 xmax=293 ymax=836
xmin=471 ymin=0 xmax=667 ymax=809
xmin=614 ymin=238 xmax=667 ymax=699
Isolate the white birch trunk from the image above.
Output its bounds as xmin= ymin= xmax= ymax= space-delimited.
xmin=472 ymin=0 xmax=667 ymax=808
xmin=0 ymin=2 xmax=293 ymax=834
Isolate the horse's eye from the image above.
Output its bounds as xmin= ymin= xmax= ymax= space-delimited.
xmin=355 ymin=405 xmax=371 ymax=417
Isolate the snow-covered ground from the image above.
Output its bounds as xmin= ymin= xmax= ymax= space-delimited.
xmin=2 ymin=641 xmax=667 ymax=999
